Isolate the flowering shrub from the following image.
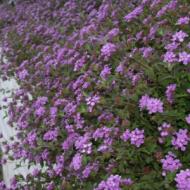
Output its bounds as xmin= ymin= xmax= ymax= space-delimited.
xmin=0 ymin=0 xmax=190 ymax=189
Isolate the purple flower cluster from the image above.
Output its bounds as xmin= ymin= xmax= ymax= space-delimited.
xmin=101 ymin=43 xmax=117 ymax=60
xmin=100 ymin=65 xmax=111 ymax=80
xmin=178 ymin=52 xmax=190 ymax=65
xmin=186 ymin=114 xmax=190 ymax=125
xmin=139 ymin=95 xmax=164 ymax=114
xmin=75 ymin=135 xmax=92 ymax=154
xmin=124 ymin=6 xmax=143 ymax=22
xmin=177 ymin=17 xmax=190 ymax=25
xmin=106 ymin=28 xmax=120 ymax=39
xmin=172 ymin=129 xmax=190 ymax=151
xmin=95 ymin=175 xmax=132 ymax=190
xmin=175 ymin=169 xmax=190 ymax=190
xmin=86 ymin=94 xmax=100 ymax=112
xmin=164 ymin=51 xmax=177 ymax=63
xmin=130 ymin=128 xmax=145 ymax=148
xmin=161 ymin=152 xmax=182 ymax=176
xmin=156 ymin=0 xmax=177 ymax=17
xmin=172 ymin=31 xmax=188 ymax=43
xmin=121 ymin=128 xmax=144 ymax=148
xmin=17 ymin=69 xmax=29 ymax=80
xmin=165 ymin=83 xmax=176 ymax=104
xmin=158 ymin=122 xmax=172 ymax=144
xmin=70 ymin=153 xmax=83 ymax=171
xmin=43 ymin=128 xmax=58 ymax=141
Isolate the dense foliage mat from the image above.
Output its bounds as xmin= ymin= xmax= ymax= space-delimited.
xmin=0 ymin=0 xmax=190 ymax=189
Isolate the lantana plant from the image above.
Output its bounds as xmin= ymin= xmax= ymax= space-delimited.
xmin=0 ymin=0 xmax=190 ymax=189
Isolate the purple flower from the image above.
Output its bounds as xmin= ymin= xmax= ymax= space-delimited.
xmin=187 ymin=89 xmax=190 ymax=94
xmin=34 ymin=96 xmax=48 ymax=108
xmin=54 ymin=163 xmax=63 ymax=176
xmin=61 ymin=133 xmax=78 ymax=151
xmin=50 ymin=107 xmax=57 ymax=118
xmin=172 ymin=129 xmax=190 ymax=151
xmin=172 ymin=31 xmax=188 ymax=43
xmin=124 ymin=6 xmax=143 ymax=22
xmin=139 ymin=95 xmax=164 ymax=114
xmin=178 ymin=52 xmax=190 ymax=65
xmin=107 ymin=28 xmax=120 ymax=39
xmin=57 ymin=48 xmax=65 ymax=61
xmin=101 ymin=43 xmax=117 ymax=59
xmin=74 ymin=56 xmax=86 ymax=71
xmin=82 ymin=165 xmax=93 ymax=178
xmin=146 ymin=98 xmax=164 ymax=114
xmin=116 ymin=64 xmax=124 ymax=74
xmin=177 ymin=17 xmax=190 ymax=25
xmin=156 ymin=0 xmax=177 ymax=17
xmin=175 ymin=169 xmax=190 ymax=190
xmin=139 ymin=94 xmax=150 ymax=110
xmin=75 ymin=135 xmax=92 ymax=154
xmin=165 ymin=42 xmax=179 ymax=51
xmin=161 ymin=152 xmax=182 ymax=176
xmin=130 ymin=128 xmax=144 ymax=147
xmin=97 ymin=138 xmax=113 ymax=153
xmin=27 ymin=131 xmax=37 ymax=147
xmin=121 ymin=129 xmax=131 ymax=142
xmin=43 ymin=129 xmax=58 ymax=141
xmin=41 ymin=149 xmax=49 ymax=161
xmin=140 ymin=47 xmax=153 ymax=58
xmin=35 ymin=106 xmax=45 ymax=117
xmin=95 ymin=175 xmax=133 ymax=190
xmin=70 ymin=153 xmax=83 ymax=171
xmin=0 ymin=181 xmax=6 ymax=189
xmin=18 ymin=69 xmax=29 ymax=80
xmin=100 ymin=65 xmax=111 ymax=80
xmin=93 ymin=126 xmax=112 ymax=140
xmin=164 ymin=51 xmax=177 ymax=63
xmin=64 ymin=102 xmax=77 ymax=115
xmin=86 ymin=94 xmax=100 ymax=112
xmin=186 ymin=114 xmax=190 ymax=125
xmin=95 ymin=175 xmax=121 ymax=190
xmin=32 ymin=168 xmax=40 ymax=177
xmin=150 ymin=0 xmax=162 ymax=8
xmin=121 ymin=178 xmax=133 ymax=186
xmin=158 ymin=123 xmax=171 ymax=136
xmin=46 ymin=182 xmax=55 ymax=190
xmin=158 ymin=123 xmax=172 ymax=141
xmin=165 ymin=83 xmax=176 ymax=104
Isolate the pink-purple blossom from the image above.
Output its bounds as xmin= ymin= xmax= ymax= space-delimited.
xmin=101 ymin=43 xmax=117 ymax=59
xmin=161 ymin=152 xmax=182 ymax=176
xmin=43 ymin=129 xmax=58 ymax=141
xmin=121 ymin=128 xmax=144 ymax=148
xmin=177 ymin=17 xmax=190 ymax=25
xmin=178 ymin=52 xmax=190 ymax=65
xmin=172 ymin=129 xmax=190 ymax=151
xmin=164 ymin=51 xmax=177 ymax=63
xmin=175 ymin=169 xmax=190 ymax=190
xmin=165 ymin=83 xmax=176 ymax=104
xmin=100 ymin=65 xmax=111 ymax=80
xmin=70 ymin=153 xmax=83 ymax=171
xmin=86 ymin=94 xmax=100 ymax=112
xmin=172 ymin=31 xmax=188 ymax=43
xmin=130 ymin=128 xmax=144 ymax=148
xmin=158 ymin=122 xmax=172 ymax=141
xmin=95 ymin=175 xmax=132 ymax=190
xmin=186 ymin=114 xmax=190 ymax=125
xmin=139 ymin=95 xmax=164 ymax=114
xmin=124 ymin=6 xmax=143 ymax=22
